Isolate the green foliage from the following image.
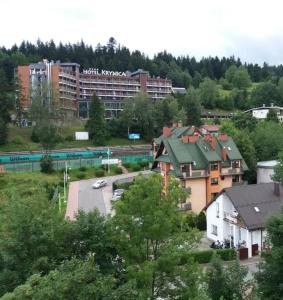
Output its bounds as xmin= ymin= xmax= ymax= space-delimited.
xmin=94 ymin=168 xmax=105 ymax=177
xmin=273 ymin=151 xmax=283 ymax=185
xmin=0 ymin=118 xmax=8 ymax=145
xmin=1 ymin=258 xmax=115 ymax=300
xmin=251 ymin=82 xmax=281 ymax=107
xmin=111 ymin=174 xmax=204 ymax=299
xmin=266 ymin=108 xmax=279 ymax=123
xmin=85 ymin=92 xmax=107 ymax=145
xmin=206 ymin=257 xmax=250 ymax=300
xmin=78 ymin=166 xmax=87 ymax=172
xmin=252 ymin=122 xmax=283 ymax=161
xmin=215 ymin=249 xmax=237 ymax=261
xmin=76 ymin=172 xmax=86 ymax=179
xmin=184 ymin=87 xmax=202 ymax=126
xmin=112 ymin=166 xmax=123 ymax=175
xmin=199 ymin=77 xmax=219 ymax=109
xmin=232 ymin=113 xmax=257 ymax=131
xmin=195 ymin=211 xmax=207 ymax=230
xmin=256 ymin=207 xmax=283 ymax=299
xmin=40 ymin=155 xmax=54 ymax=174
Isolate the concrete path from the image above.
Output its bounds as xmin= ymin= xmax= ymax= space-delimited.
xmin=65 ymin=181 xmax=79 ymax=220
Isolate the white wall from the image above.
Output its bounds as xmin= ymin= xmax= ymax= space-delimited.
xmin=257 ymin=167 xmax=274 ymax=183
xmin=206 ymin=193 xmax=265 ymax=257
xmin=252 ymin=109 xmax=269 ymax=119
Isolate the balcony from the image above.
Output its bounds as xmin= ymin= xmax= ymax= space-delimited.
xmin=182 ymin=170 xmax=208 ymax=178
xmin=221 ymin=167 xmax=242 ymax=175
xmin=223 ymin=211 xmax=238 ymax=224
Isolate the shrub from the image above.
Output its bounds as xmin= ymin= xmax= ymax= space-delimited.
xmin=138 ymin=160 xmax=148 ymax=168
xmin=65 ymin=134 xmax=74 ymax=141
xmin=181 ymin=250 xmax=213 ymax=264
xmin=79 ymin=166 xmax=87 ymax=172
xmin=185 ymin=212 xmax=196 ymax=228
xmin=11 ymin=136 xmax=24 ymax=145
xmin=31 ymin=128 xmax=40 ymax=143
xmin=40 ymin=155 xmax=54 ymax=174
xmin=131 ymin=164 xmax=142 ymax=171
xmin=94 ymin=169 xmax=105 ymax=177
xmin=112 ymin=166 xmax=123 ymax=175
xmin=216 ymin=249 xmax=236 ymax=261
xmin=77 ymin=172 xmax=86 ymax=179
xmin=195 ymin=211 xmax=207 ymax=230
xmin=123 ymin=162 xmax=131 ymax=169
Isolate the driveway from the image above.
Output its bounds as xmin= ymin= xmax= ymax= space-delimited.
xmin=65 ymin=170 xmax=152 ymax=219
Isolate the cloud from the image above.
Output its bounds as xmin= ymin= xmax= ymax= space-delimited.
xmin=2 ymin=0 xmax=283 ymax=65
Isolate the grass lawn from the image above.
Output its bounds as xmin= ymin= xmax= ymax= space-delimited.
xmin=0 ymin=125 xmax=147 ymax=153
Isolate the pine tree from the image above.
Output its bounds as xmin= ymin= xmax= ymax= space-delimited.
xmin=85 ymin=92 xmax=107 ymax=145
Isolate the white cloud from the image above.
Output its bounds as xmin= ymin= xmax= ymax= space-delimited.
xmin=2 ymin=0 xmax=283 ymax=64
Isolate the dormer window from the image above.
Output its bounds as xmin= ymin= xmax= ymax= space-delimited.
xmin=232 ymin=160 xmax=240 ymax=168
xmin=210 ymin=162 xmax=218 ymax=171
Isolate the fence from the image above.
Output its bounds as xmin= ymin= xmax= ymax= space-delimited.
xmin=2 ymin=155 xmax=153 ymax=173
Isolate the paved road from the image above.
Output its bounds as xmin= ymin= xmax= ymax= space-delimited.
xmin=66 ymin=170 xmax=152 ymax=219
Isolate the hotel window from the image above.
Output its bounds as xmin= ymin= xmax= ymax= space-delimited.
xmin=211 ymin=178 xmax=218 ymax=185
xmin=210 ymin=162 xmax=218 ymax=171
xmin=211 ymin=225 xmax=218 ymax=236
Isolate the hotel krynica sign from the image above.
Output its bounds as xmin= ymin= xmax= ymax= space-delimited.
xmin=83 ymin=68 xmax=127 ymax=77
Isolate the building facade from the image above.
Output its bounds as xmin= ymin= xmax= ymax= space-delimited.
xmin=244 ymin=104 xmax=283 ymax=122
xmin=17 ymin=60 xmax=173 ymax=119
xmin=152 ymin=124 xmax=248 ymax=213
xmin=206 ymin=183 xmax=283 ymax=258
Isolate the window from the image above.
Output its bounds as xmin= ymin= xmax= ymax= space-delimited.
xmin=211 ymin=178 xmax=218 ymax=185
xmin=210 ymin=163 xmax=218 ymax=171
xmin=211 ymin=225 xmax=218 ymax=236
xmin=232 ymin=160 xmax=240 ymax=168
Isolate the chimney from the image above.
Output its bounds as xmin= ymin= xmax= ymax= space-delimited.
xmin=204 ymin=134 xmax=216 ymax=150
xmin=219 ymin=133 xmax=228 ymax=141
xmin=222 ymin=146 xmax=228 ymax=161
xmin=274 ymin=182 xmax=281 ymax=196
xmin=163 ymin=127 xmax=172 ymax=138
xmin=182 ymin=135 xmax=199 ymax=144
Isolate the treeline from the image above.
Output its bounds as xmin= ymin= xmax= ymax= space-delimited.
xmin=2 ymin=37 xmax=283 ymax=88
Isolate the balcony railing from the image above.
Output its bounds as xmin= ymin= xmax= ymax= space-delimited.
xmin=221 ymin=167 xmax=242 ymax=175
xmin=182 ymin=170 xmax=208 ymax=178
xmin=223 ymin=211 xmax=238 ymax=224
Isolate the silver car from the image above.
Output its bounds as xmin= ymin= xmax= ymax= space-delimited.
xmin=92 ymin=179 xmax=107 ymax=189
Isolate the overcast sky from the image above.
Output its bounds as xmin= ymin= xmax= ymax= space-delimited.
xmin=2 ymin=0 xmax=283 ymax=65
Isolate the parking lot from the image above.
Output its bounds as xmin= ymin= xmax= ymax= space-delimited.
xmin=65 ymin=170 xmax=152 ymax=219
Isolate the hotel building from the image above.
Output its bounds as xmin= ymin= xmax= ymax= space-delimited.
xmin=17 ymin=60 xmax=173 ymax=119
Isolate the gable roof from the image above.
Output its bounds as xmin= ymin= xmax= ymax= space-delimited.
xmin=224 ymin=183 xmax=283 ymax=230
xmin=154 ymin=127 xmax=247 ymax=175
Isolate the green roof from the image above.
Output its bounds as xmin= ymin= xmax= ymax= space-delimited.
xmin=153 ymin=127 xmax=248 ymax=176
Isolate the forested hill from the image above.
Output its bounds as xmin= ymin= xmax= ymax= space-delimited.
xmin=1 ymin=37 xmax=283 ymax=88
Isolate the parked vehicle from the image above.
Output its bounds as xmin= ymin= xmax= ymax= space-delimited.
xmin=111 ymin=189 xmax=125 ymax=202
xmin=92 ymin=180 xmax=107 ymax=189
xmin=113 ymin=189 xmax=124 ymax=196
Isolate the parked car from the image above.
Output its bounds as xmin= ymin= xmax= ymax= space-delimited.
xmin=92 ymin=180 xmax=107 ymax=189
xmin=111 ymin=189 xmax=125 ymax=202
xmin=113 ymin=189 xmax=124 ymax=196
xmin=111 ymin=194 xmax=122 ymax=202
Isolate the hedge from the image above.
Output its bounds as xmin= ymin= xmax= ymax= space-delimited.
xmin=181 ymin=248 xmax=236 ymax=264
